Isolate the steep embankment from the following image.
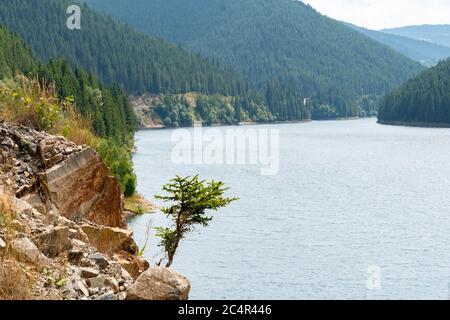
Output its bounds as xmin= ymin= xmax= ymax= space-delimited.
xmin=0 ymin=24 xmax=188 ymax=300
xmin=0 ymin=122 xmax=190 ymax=300
xmin=83 ymin=0 xmax=424 ymax=119
xmin=378 ymin=58 xmax=450 ymax=127
xmin=0 ymin=24 xmax=137 ymax=195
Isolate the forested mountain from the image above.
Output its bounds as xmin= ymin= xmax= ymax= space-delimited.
xmin=0 ymin=26 xmax=36 ymax=79
xmin=347 ymin=24 xmax=450 ymax=66
xmin=383 ymin=25 xmax=450 ymax=48
xmin=83 ymin=0 xmax=423 ymax=119
xmin=0 ymin=25 xmax=135 ymax=142
xmin=378 ymin=58 xmax=450 ymax=126
xmin=0 ymin=0 xmax=248 ymax=97
xmin=0 ymin=0 xmax=312 ymax=123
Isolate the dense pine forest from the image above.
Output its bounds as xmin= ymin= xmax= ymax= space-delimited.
xmin=83 ymin=0 xmax=424 ymax=119
xmin=0 ymin=0 xmax=314 ymax=124
xmin=0 ymin=25 xmax=137 ymax=195
xmin=0 ymin=27 xmax=36 ymax=79
xmin=378 ymin=58 xmax=450 ymax=126
xmin=0 ymin=0 xmax=247 ymax=97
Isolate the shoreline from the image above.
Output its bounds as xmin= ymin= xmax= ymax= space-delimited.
xmin=137 ymin=117 xmax=376 ymax=131
xmin=378 ymin=120 xmax=450 ymax=128
xmin=137 ymin=119 xmax=311 ymax=131
xmin=124 ymin=194 xmax=158 ymax=219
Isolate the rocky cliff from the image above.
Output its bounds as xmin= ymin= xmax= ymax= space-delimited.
xmin=0 ymin=122 xmax=190 ymax=300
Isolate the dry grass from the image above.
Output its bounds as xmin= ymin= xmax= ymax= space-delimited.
xmin=58 ymin=107 xmax=99 ymax=148
xmin=0 ymin=192 xmax=14 ymax=237
xmin=0 ymin=75 xmax=99 ymax=148
xmin=0 ymin=193 xmax=34 ymax=300
xmin=0 ymin=259 xmax=34 ymax=300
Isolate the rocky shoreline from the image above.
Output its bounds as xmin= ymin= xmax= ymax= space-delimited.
xmin=0 ymin=122 xmax=190 ymax=300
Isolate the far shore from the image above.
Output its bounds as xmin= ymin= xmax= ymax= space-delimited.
xmin=137 ymin=116 xmax=379 ymax=131
xmin=378 ymin=120 xmax=450 ymax=128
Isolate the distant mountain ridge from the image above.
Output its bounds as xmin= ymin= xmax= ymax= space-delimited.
xmin=383 ymin=25 xmax=450 ymax=48
xmin=82 ymin=0 xmax=424 ymax=119
xmin=346 ymin=23 xmax=450 ymax=66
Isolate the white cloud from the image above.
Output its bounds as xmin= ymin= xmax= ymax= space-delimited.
xmin=301 ymin=0 xmax=450 ymax=30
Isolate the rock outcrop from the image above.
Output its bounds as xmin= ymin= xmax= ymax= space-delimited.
xmin=0 ymin=122 xmax=190 ymax=300
xmin=126 ymin=267 xmax=191 ymax=300
xmin=0 ymin=122 xmax=124 ymax=228
xmin=44 ymin=148 xmax=124 ymax=228
xmin=81 ymin=224 xmax=137 ymax=254
xmin=9 ymin=237 xmax=45 ymax=264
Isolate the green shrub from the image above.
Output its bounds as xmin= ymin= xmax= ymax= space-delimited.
xmin=97 ymin=138 xmax=137 ymax=197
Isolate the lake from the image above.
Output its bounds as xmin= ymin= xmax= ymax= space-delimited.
xmin=130 ymin=118 xmax=450 ymax=299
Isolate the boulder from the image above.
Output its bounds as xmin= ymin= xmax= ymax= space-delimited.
xmin=88 ymin=253 xmax=110 ymax=269
xmin=43 ymin=148 xmax=125 ymax=228
xmin=113 ymin=253 xmax=149 ymax=279
xmin=57 ymin=217 xmax=90 ymax=243
xmin=126 ymin=267 xmax=191 ymax=300
xmin=86 ymin=277 xmax=106 ymax=289
xmin=81 ymin=225 xmax=137 ymax=254
xmin=80 ymin=267 xmax=100 ymax=279
xmin=10 ymin=237 xmax=44 ymax=264
xmin=34 ymin=226 xmax=73 ymax=257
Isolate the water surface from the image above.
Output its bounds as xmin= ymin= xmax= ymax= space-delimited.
xmin=130 ymin=118 xmax=450 ymax=299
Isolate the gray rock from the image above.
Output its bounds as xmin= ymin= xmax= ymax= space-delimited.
xmin=35 ymin=226 xmax=73 ymax=257
xmin=89 ymin=253 xmax=110 ymax=269
xmin=1 ymin=137 xmax=15 ymax=148
xmin=95 ymin=292 xmax=117 ymax=300
xmin=86 ymin=277 xmax=106 ymax=289
xmin=10 ymin=237 xmax=44 ymax=264
xmin=64 ymin=147 xmax=75 ymax=154
xmin=118 ymin=292 xmax=127 ymax=301
xmin=73 ymin=280 xmax=89 ymax=297
xmin=62 ymin=288 xmax=78 ymax=300
xmin=79 ymin=258 xmax=95 ymax=268
xmin=120 ymin=267 xmax=132 ymax=281
xmin=105 ymin=277 xmax=120 ymax=292
xmin=126 ymin=267 xmax=191 ymax=300
xmin=88 ymin=287 xmax=99 ymax=296
xmin=80 ymin=267 xmax=99 ymax=279
xmin=27 ymin=142 xmax=38 ymax=156
xmin=0 ymin=237 xmax=5 ymax=249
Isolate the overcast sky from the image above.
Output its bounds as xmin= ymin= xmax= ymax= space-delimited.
xmin=301 ymin=0 xmax=450 ymax=30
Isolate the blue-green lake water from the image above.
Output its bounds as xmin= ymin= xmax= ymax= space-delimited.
xmin=130 ymin=118 xmax=450 ymax=299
